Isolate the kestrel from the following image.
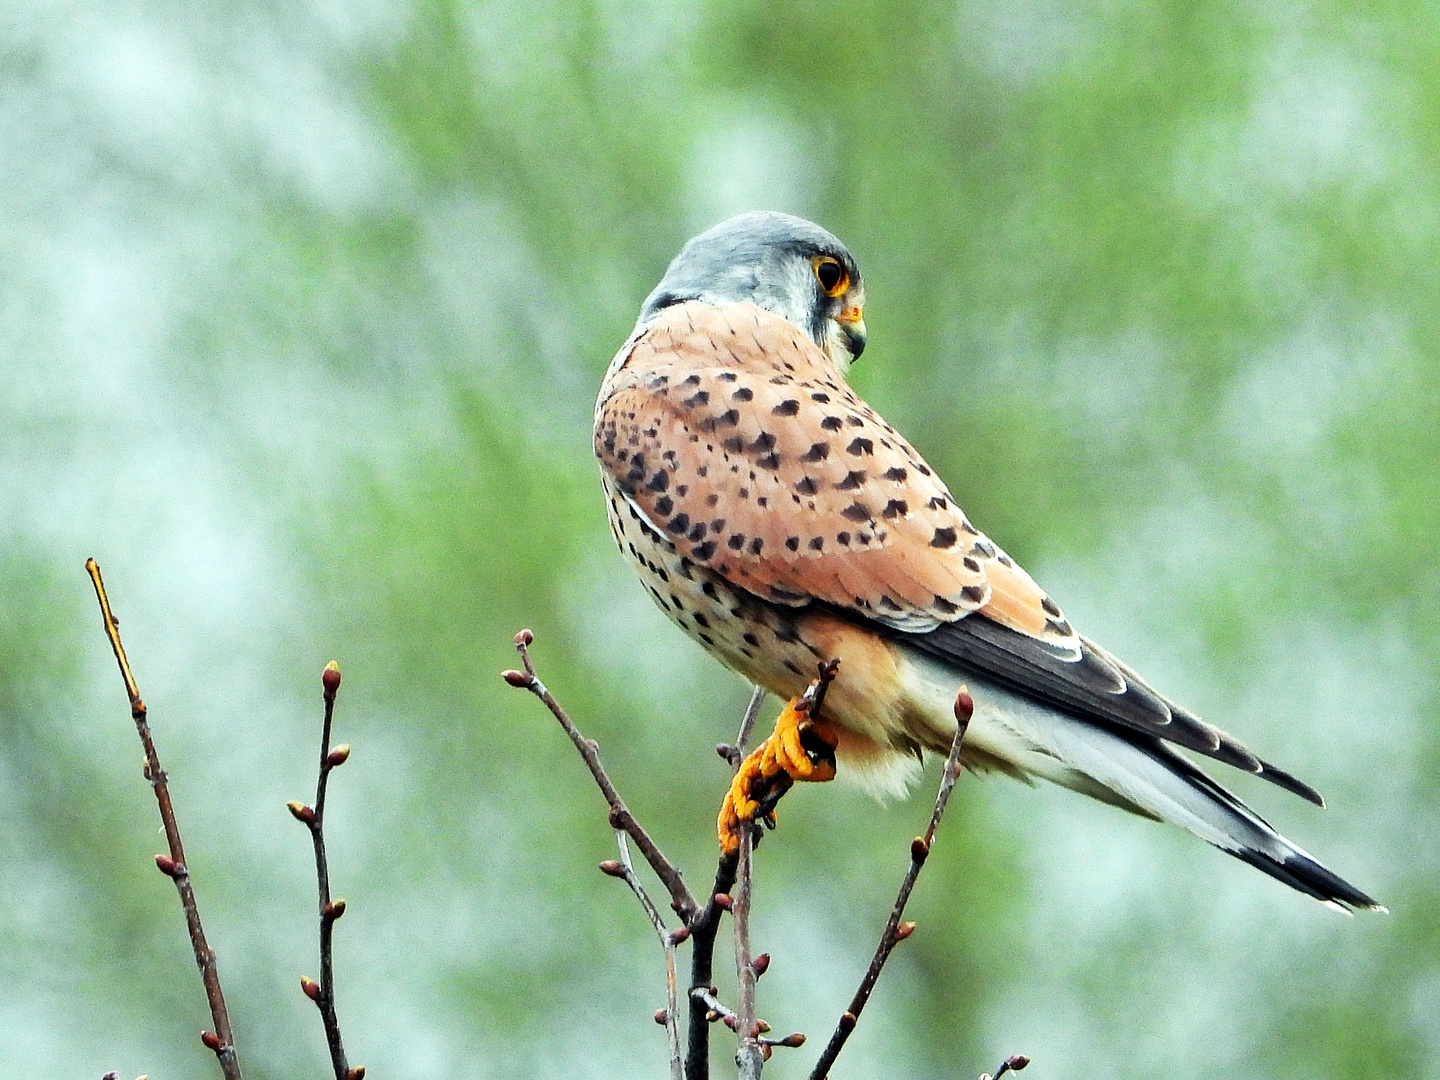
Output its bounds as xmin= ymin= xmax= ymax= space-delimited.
xmin=594 ymin=211 xmax=1379 ymax=912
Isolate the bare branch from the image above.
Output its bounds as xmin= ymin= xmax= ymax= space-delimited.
xmin=805 ymin=688 xmax=975 ymax=1080
xmin=504 ymin=630 xmax=698 ymax=920
xmin=687 ymin=685 xmax=764 ymax=1080
xmin=604 ymin=834 xmax=686 ymax=1080
xmin=290 ymin=662 xmax=363 ymax=1080
xmin=732 ymin=821 xmax=763 ymax=1079
xmin=85 ymin=559 xmax=243 ymax=1080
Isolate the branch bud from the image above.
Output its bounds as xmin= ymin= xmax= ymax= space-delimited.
xmin=501 ymin=669 xmax=530 ymax=687
xmin=327 ymin=744 xmax=351 ymax=767
xmin=607 ymin=807 xmax=625 ymax=829
xmin=723 ymin=1015 xmax=738 ymax=1031
xmin=774 ymin=1033 xmax=806 ymax=1048
xmin=287 ymin=801 xmax=316 ymax=825
xmin=514 ymin=628 xmax=534 ymax=646
xmin=104 ymin=1072 xmax=120 ymax=1079
xmin=300 ymin=975 xmax=321 ymax=1002
xmin=838 ymin=1011 xmax=857 ymax=1034
xmin=705 ymin=1009 xmax=720 ymax=1023
xmin=954 ymin=688 xmax=974 ymax=726
xmin=598 ymin=859 xmax=625 ymax=878
xmin=911 ymin=836 xmax=930 ymax=863
xmin=200 ymin=1031 xmax=223 ymax=1051
xmin=895 ymin=921 xmax=916 ymax=941
xmin=750 ymin=953 xmax=770 ymax=978
xmin=154 ymin=854 xmax=180 ymax=878
xmin=754 ymin=1019 xmax=771 ymax=1034
xmin=346 ymin=1068 xmax=366 ymax=1080
xmin=653 ymin=1009 xmax=668 ymax=1025
xmin=669 ymin=925 xmax=691 ymax=945
xmin=323 ymin=899 xmax=347 ymax=921
xmin=322 ymin=661 xmax=341 ymax=696
xmin=713 ymin=893 xmax=734 ymax=911
xmin=1005 ymin=1055 xmax=1030 ymax=1072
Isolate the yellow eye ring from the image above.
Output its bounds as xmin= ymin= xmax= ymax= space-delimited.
xmin=812 ymin=256 xmax=848 ymax=297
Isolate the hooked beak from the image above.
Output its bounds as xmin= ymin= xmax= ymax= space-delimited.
xmin=837 ymin=304 xmax=866 ymax=360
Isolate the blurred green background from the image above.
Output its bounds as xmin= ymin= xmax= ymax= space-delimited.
xmin=1 ymin=1 xmax=1435 ymax=1077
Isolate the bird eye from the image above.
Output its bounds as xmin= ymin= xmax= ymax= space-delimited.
xmin=813 ymin=257 xmax=847 ymax=297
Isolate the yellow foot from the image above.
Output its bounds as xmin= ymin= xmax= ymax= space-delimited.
xmin=718 ymin=695 xmax=839 ymax=855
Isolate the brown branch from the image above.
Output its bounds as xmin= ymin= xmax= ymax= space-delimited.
xmin=805 ymin=688 xmax=975 ymax=1080
xmin=687 ymin=684 xmax=764 ymax=1080
xmin=602 ymin=833 xmax=687 ymax=1080
xmin=85 ymin=559 xmax=243 ymax=1080
xmin=289 ymin=663 xmax=363 ymax=1080
xmin=982 ymin=1054 xmax=1032 ymax=1080
xmin=504 ymin=630 xmax=699 ymax=921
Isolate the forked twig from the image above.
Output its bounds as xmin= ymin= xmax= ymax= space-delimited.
xmin=288 ymin=663 xmax=363 ymax=1080
xmin=85 ymin=559 xmax=243 ymax=1080
xmin=504 ymin=630 xmax=698 ymax=921
xmin=805 ymin=688 xmax=975 ymax=1080
xmin=602 ymin=834 xmax=688 ymax=1080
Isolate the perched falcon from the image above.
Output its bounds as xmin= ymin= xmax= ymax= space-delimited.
xmin=594 ymin=211 xmax=1380 ymax=912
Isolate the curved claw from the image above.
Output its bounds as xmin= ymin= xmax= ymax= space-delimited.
xmin=717 ymin=696 xmax=839 ymax=855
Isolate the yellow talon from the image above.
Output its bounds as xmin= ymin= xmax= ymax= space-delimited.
xmin=718 ymin=695 xmax=839 ymax=855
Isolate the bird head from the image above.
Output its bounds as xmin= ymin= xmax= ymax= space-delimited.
xmin=639 ymin=211 xmax=867 ymax=371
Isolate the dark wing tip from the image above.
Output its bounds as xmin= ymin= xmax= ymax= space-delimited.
xmin=1255 ymin=758 xmax=1327 ymax=808
xmin=1231 ymin=845 xmax=1382 ymax=912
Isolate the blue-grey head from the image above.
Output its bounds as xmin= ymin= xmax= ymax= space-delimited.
xmin=639 ymin=211 xmax=868 ymax=370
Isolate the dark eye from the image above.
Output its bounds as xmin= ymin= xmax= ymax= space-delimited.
xmin=813 ymin=257 xmax=847 ymax=297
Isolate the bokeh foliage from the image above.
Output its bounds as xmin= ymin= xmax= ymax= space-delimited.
xmin=1 ymin=1 xmax=1436 ymax=1077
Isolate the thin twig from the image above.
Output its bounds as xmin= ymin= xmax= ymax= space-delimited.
xmin=289 ymin=663 xmax=362 ymax=1080
xmin=688 ymin=685 xmax=764 ymax=1080
xmin=805 ymin=688 xmax=974 ymax=1080
xmin=504 ymin=630 xmax=699 ymax=921
xmin=733 ymin=821 xmax=763 ymax=1080
xmin=981 ymin=1054 xmax=1032 ymax=1080
xmin=604 ymin=833 xmax=686 ymax=1080
xmin=85 ymin=560 xmax=243 ymax=1080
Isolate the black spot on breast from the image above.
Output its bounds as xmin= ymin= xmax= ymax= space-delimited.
xmin=846 ymin=437 xmax=874 ymax=456
xmin=846 ymin=416 xmax=864 ymax=427
xmin=1041 ymin=597 xmax=1062 ymax=617
xmin=785 ymin=537 xmax=799 ymax=551
xmin=676 ymin=485 xmax=688 ymax=496
xmin=960 ymin=518 xmax=979 ymax=534
xmin=683 ymin=390 xmax=710 ymax=408
xmin=810 ymin=392 xmax=830 ymax=403
xmin=705 ymin=493 xmax=719 ymax=507
xmin=722 ymin=436 xmax=745 ymax=453
xmin=698 ymin=632 xmax=715 ymax=646
xmin=757 ymin=453 xmax=781 ymax=470
xmin=756 ymin=496 xmax=768 ymax=507
xmin=821 ymin=416 xmax=844 ymax=431
xmin=743 ymin=632 xmax=761 ymax=647
xmin=717 ymin=372 xmax=738 ymax=381
xmin=931 ymin=527 xmax=958 ymax=548
xmin=710 ymin=519 xmax=726 ymax=533
xmin=916 ymin=464 xmax=932 ymax=476
xmin=841 ymin=502 xmax=872 ymax=522
xmin=963 ymin=556 xmax=980 ymax=572
xmin=666 ymin=513 xmax=691 ymax=534
xmin=802 ymin=442 xmax=829 ymax=462
xmin=693 ymin=612 xmax=710 ymax=629
xmin=928 ymin=496 xmax=947 ymax=510
xmin=693 ymin=540 xmax=717 ymax=560
xmin=738 ymin=487 xmax=749 ymax=498
xmin=961 ymin=585 xmax=987 ymax=603
xmin=773 ymin=622 xmax=802 ymax=643
xmin=773 ymin=399 xmax=800 ymax=416
xmin=654 ymin=496 xmax=674 ymax=516
xmin=836 ymin=531 xmax=851 ymax=545
xmin=809 ymin=537 xmax=824 ymax=550
xmin=933 ymin=596 xmax=959 ymax=615
xmin=732 ymin=386 xmax=754 ymax=401
xmin=971 ymin=539 xmax=996 ymax=558
xmin=682 ymin=374 xmax=701 ymax=386
xmin=688 ymin=523 xmax=707 ymax=542
xmin=647 ymin=470 xmax=669 ymax=492
xmin=998 ymin=553 xmax=1013 ymax=567
xmin=796 ymin=477 xmax=819 ymax=495
xmin=696 ymin=465 xmax=708 ymax=477
xmin=878 ymin=595 xmax=903 ymax=612
xmin=702 ymin=581 xmax=719 ymax=599
xmin=882 ymin=499 xmax=908 ymax=519
xmin=1046 ymin=618 xmax=1073 ymax=636
xmin=728 ymin=534 xmax=746 ymax=550
xmin=749 ymin=432 xmax=776 ymax=453
xmin=883 ymin=466 xmax=907 ymax=481
xmin=748 ymin=537 xmax=764 ymax=555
